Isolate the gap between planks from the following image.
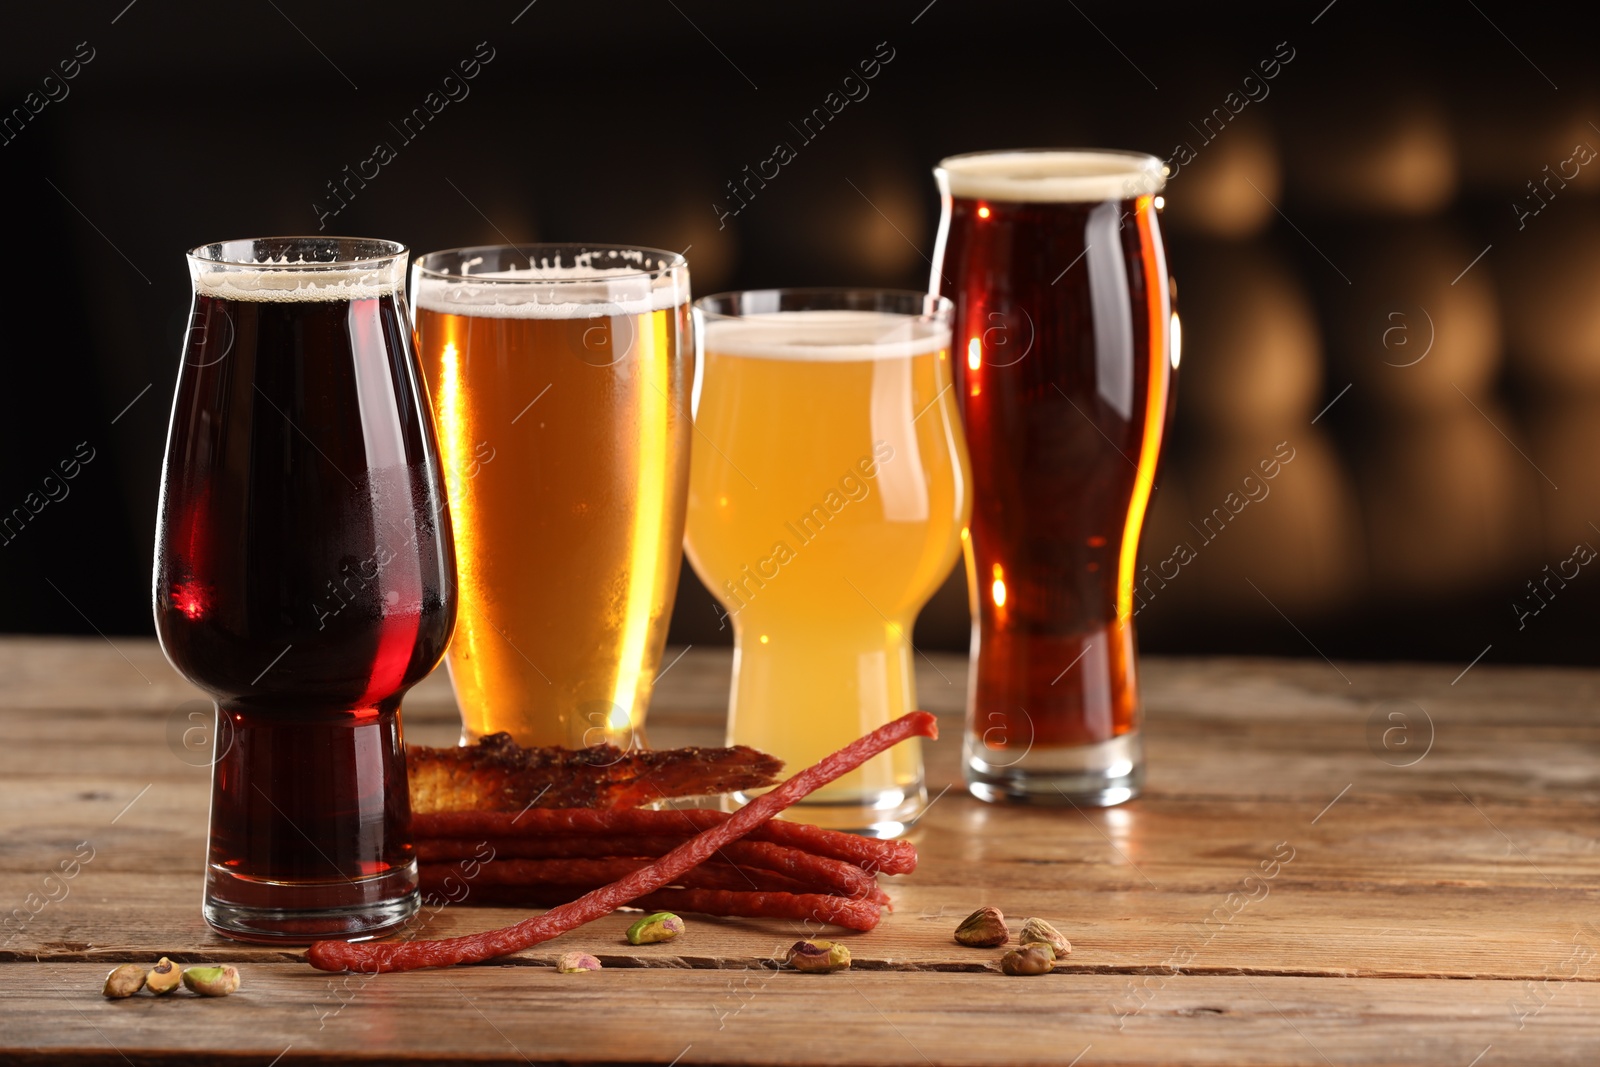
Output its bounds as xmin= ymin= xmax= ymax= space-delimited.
xmin=7 ymin=949 xmax=1598 ymax=984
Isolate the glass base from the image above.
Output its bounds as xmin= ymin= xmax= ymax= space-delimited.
xmin=964 ymin=731 xmax=1143 ymax=807
xmin=204 ymin=864 xmax=419 ymax=944
xmin=736 ymin=776 xmax=927 ymax=839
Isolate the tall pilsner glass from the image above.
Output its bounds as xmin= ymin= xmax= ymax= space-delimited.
xmin=155 ymin=237 xmax=456 ymax=942
xmin=932 ymin=150 xmax=1173 ymax=806
xmin=685 ymin=290 xmax=971 ymax=836
xmin=412 ymin=245 xmax=693 ymax=748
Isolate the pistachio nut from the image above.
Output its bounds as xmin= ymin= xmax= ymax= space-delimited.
xmin=786 ymin=939 xmax=851 ymax=973
xmin=556 ymin=951 xmax=602 ymax=973
xmin=954 ymin=905 xmax=1009 ymax=947
xmin=145 ymin=957 xmax=182 ymax=995
xmin=1000 ymin=943 xmax=1054 ymax=976
xmin=625 ymin=911 xmax=684 ymax=945
xmin=1018 ymin=917 xmax=1071 ymax=957
xmin=182 ymin=964 xmax=241 ymax=997
xmin=101 ymin=963 xmax=146 ymax=999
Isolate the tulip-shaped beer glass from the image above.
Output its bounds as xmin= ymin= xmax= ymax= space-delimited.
xmin=685 ymin=289 xmax=971 ymax=836
xmin=154 ymin=237 xmax=456 ymax=942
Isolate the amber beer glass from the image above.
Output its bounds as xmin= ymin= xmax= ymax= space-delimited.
xmin=685 ymin=290 xmax=970 ymax=835
xmin=412 ymin=245 xmax=692 ymax=748
xmin=932 ymin=150 xmax=1173 ymax=805
xmin=155 ymin=237 xmax=457 ymax=942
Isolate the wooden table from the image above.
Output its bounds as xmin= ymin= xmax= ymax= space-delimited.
xmin=3 ymin=637 xmax=1597 ymax=1065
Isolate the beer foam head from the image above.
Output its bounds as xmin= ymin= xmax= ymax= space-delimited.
xmin=193 ymin=266 xmax=402 ymax=302
xmin=936 ymin=149 xmax=1167 ymax=203
xmin=188 ymin=238 xmax=406 ymax=302
xmin=414 ymin=266 xmax=686 ymax=320
xmin=703 ymin=310 xmax=950 ymax=362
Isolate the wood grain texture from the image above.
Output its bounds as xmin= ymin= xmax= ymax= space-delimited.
xmin=3 ymin=639 xmax=1598 ymax=1065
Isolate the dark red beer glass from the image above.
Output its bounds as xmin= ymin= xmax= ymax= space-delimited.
xmin=932 ymin=150 xmax=1172 ymax=805
xmin=154 ymin=237 xmax=456 ymax=942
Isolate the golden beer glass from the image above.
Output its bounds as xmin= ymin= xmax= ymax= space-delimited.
xmin=413 ymin=245 xmax=692 ymax=748
xmin=685 ymin=290 xmax=970 ymax=835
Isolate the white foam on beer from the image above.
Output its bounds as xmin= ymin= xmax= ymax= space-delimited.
xmin=704 ymin=310 xmax=949 ymax=362
xmin=936 ymin=149 xmax=1167 ymax=203
xmin=414 ymin=266 xmax=684 ymax=320
xmin=194 ymin=266 xmax=400 ymax=302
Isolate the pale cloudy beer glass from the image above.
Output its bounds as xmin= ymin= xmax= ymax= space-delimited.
xmin=412 ymin=245 xmax=692 ymax=749
xmin=685 ymin=290 xmax=971 ymax=836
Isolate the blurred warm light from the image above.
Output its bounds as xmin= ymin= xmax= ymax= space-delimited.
xmin=977 ymin=205 xmax=991 ymax=219
xmin=759 ymin=634 xmax=769 ymax=644
xmin=1530 ymin=397 xmax=1600 ymax=560
xmin=1357 ymin=408 xmax=1529 ymax=595
xmin=1289 ymin=97 xmax=1456 ymax=215
xmin=1162 ymin=120 xmax=1280 ymax=238
xmin=1170 ymin=311 xmax=1182 ymax=370
xmin=1456 ymin=100 xmax=1600 ymax=193
xmin=1177 ymin=245 xmax=1321 ymax=428
xmin=1152 ymin=197 xmax=1165 ymax=211
xmin=850 ymin=167 xmax=926 ymax=276
xmin=1501 ymin=207 xmax=1600 ymax=391
xmin=967 ymin=337 xmax=981 ymax=370
xmin=991 ymin=563 xmax=1006 ymax=608
xmin=1334 ymin=224 xmax=1501 ymax=410
xmin=1178 ymin=434 xmax=1365 ymax=615
xmin=653 ymin=185 xmax=739 ymax=293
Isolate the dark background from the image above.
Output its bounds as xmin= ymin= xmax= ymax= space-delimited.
xmin=2 ymin=1 xmax=1594 ymax=668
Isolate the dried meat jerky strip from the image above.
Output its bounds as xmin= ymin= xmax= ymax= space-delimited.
xmin=309 ymin=711 xmax=935 ymax=972
xmin=408 ymin=735 xmax=785 ymax=813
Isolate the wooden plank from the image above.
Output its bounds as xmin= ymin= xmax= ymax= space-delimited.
xmin=5 ymin=964 xmax=1597 ymax=1066
xmin=3 ymin=769 xmax=1596 ymax=979
xmin=6 ymin=639 xmax=1600 ymax=1063
xmin=5 ymin=643 xmax=1598 ymax=806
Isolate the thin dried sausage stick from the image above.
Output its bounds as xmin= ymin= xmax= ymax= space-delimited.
xmin=420 ymin=859 xmax=892 ymax=905
xmin=412 ymin=810 xmax=918 ymax=875
xmin=434 ymin=884 xmax=884 ymax=932
xmin=423 ymin=858 xmax=809 ymax=897
xmin=418 ymin=836 xmax=882 ymax=899
xmin=635 ymin=888 xmax=884 ymax=931
xmin=308 ymin=711 xmax=935 ymax=972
